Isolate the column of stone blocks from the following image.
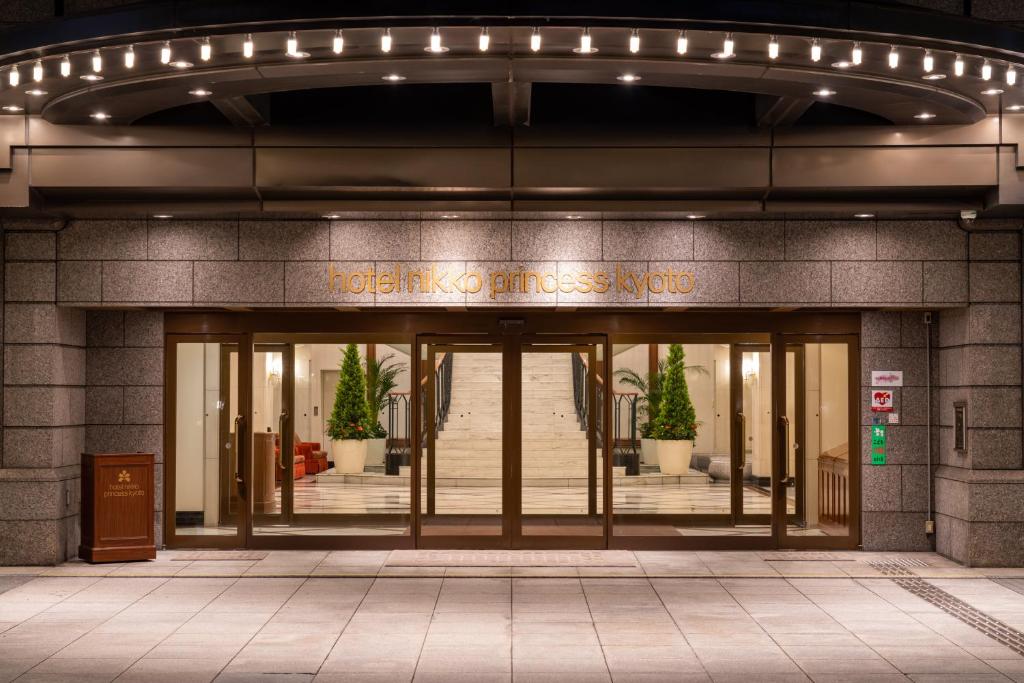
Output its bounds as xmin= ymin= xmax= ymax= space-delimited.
xmin=1 ymin=230 xmax=86 ymax=564
xmin=935 ymin=230 xmax=1024 ymax=566
xmin=84 ymin=310 xmax=165 ymax=546
xmin=860 ymin=310 xmax=937 ymax=551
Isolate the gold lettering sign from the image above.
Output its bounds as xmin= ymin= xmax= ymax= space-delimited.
xmin=328 ymin=264 xmax=695 ymax=300
xmin=104 ymin=469 xmax=145 ymax=499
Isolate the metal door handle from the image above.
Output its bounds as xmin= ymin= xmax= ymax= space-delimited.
xmin=278 ymin=410 xmax=289 ymax=470
xmin=234 ymin=414 xmax=247 ymax=499
xmin=736 ymin=412 xmax=746 ymax=471
xmin=779 ymin=415 xmax=795 ymax=486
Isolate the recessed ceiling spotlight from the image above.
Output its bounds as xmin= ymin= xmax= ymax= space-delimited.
xmin=721 ymin=32 xmax=735 ymax=58
xmin=188 ymin=88 xmax=212 ymax=97
xmin=854 ymin=213 xmax=875 ymax=218
xmin=1007 ymin=104 xmax=1024 ymax=111
xmin=80 ymin=73 xmax=103 ymax=81
xmin=616 ymin=73 xmax=641 ymax=82
xmin=686 ymin=214 xmax=706 ymax=220
xmin=441 ymin=214 xmax=459 ymax=219
xmin=922 ymin=73 xmax=947 ymax=80
xmin=322 ymin=213 xmax=341 ymax=219
xmin=914 ymin=112 xmax=936 ymax=119
xmin=982 ymin=88 xmax=1004 ymax=96
xmin=382 ymin=74 xmax=406 ymax=82
xmin=286 ymin=51 xmax=310 ymax=59
xmin=152 ymin=214 xmax=173 ymax=219
xmin=573 ymin=28 xmax=597 ymax=54
xmin=426 ymin=27 xmax=448 ymax=53
xmin=2 ymin=105 xmax=24 ymax=112
xmin=812 ymin=88 xmax=836 ymax=97
xmin=24 ymin=89 xmax=47 ymax=96
xmin=831 ymin=61 xmax=851 ymax=69
xmin=169 ymin=60 xmax=193 ymax=69
xmin=90 ymin=112 xmax=110 ymax=121
xmin=566 ymin=214 xmax=583 ymax=219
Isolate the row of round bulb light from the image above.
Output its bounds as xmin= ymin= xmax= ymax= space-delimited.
xmin=3 ymin=27 xmax=1022 ymax=90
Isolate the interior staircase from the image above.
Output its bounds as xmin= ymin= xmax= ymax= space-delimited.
xmin=435 ymin=352 xmax=590 ymax=481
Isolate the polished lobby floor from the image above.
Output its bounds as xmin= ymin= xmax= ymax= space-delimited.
xmin=2 ymin=550 xmax=1024 ymax=682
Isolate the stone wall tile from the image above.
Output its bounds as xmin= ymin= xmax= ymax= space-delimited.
xmin=0 ymin=521 xmax=62 ymax=565
xmin=124 ymin=311 xmax=164 ymax=347
xmin=603 ymin=221 xmax=693 ymax=261
xmin=739 ymin=261 xmax=830 ymax=303
xmin=785 ymin=220 xmax=875 ymax=260
xmin=938 ymin=307 xmax=967 ymax=348
xmin=5 ymin=232 xmax=56 ymax=261
xmin=959 ymin=345 xmax=1022 ymax=386
xmin=557 ymin=261 xmax=646 ymax=305
xmin=6 ymin=262 xmax=56 ymax=302
xmin=193 ymin=261 xmax=283 ymax=304
xmin=877 ymin=220 xmax=967 ymax=260
xmin=965 ymin=304 xmax=1022 ymax=344
xmin=964 ymin=521 xmax=1024 ymax=567
xmin=512 ymin=221 xmax=601 ymax=260
xmin=3 ymin=386 xmax=84 ymax=426
xmin=901 ymin=465 xmax=930 ymax=512
xmin=286 ymin=261 xmax=375 ymax=305
xmin=123 ymin=386 xmax=163 ymax=425
xmin=970 ymin=262 xmax=1021 ymax=302
xmin=5 ymin=305 xmax=84 ymax=345
xmin=0 ymin=481 xmax=63 ymax=522
xmin=900 ymin=311 xmax=930 ymax=348
xmin=861 ymin=347 xmax=929 ymax=387
xmin=861 ymin=511 xmax=932 ymax=551
xmin=369 ymin=261 xmax=466 ymax=306
xmin=693 ymin=220 xmax=784 ymax=261
xmin=85 ymin=386 xmax=123 ymax=425
xmin=924 ymin=261 xmax=968 ymax=303
xmin=861 ymin=311 xmax=901 ymax=348
xmin=58 ymin=219 xmax=147 ymax=260
xmin=239 ymin=220 xmax=328 ymax=261
xmin=330 ymin=221 xmax=420 ymax=261
xmin=648 ymin=261 xmax=738 ymax=304
xmin=85 ymin=311 xmax=124 ymax=347
xmin=102 ymin=261 xmax=192 ymax=303
xmin=122 ymin=348 xmax=164 ymax=386
xmin=831 ymin=261 xmax=922 ymax=304
xmin=3 ymin=427 xmax=63 ymax=468
xmin=85 ymin=347 xmax=124 ymax=386
xmin=421 ymin=220 xmax=511 ymax=260
xmin=3 ymin=346 xmax=86 ymax=386
xmin=967 ymin=428 xmax=1023 ymax=469
xmin=85 ymin=425 xmax=162 ymax=460
xmin=465 ymin=261 xmax=557 ymax=306
xmin=951 ymin=386 xmax=1023 ymax=428
xmin=861 ymin=465 xmax=902 ymax=511
xmin=148 ymin=219 xmax=238 ymax=260
xmin=970 ymin=231 xmax=1020 ymax=261
xmin=57 ymin=261 xmax=100 ymax=303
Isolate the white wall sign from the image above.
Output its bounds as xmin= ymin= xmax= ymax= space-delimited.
xmin=871 ymin=370 xmax=903 ymax=387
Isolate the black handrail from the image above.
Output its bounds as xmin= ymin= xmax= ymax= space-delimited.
xmin=385 ymin=392 xmax=410 ymax=458
xmin=613 ymin=392 xmax=639 ymax=458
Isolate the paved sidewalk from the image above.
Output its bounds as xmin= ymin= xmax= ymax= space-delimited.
xmin=0 ymin=551 xmax=1023 ymax=681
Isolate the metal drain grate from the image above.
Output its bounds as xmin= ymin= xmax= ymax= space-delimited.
xmin=866 ymin=558 xmax=930 ymax=575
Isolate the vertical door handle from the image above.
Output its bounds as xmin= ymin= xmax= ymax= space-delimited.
xmin=779 ymin=415 xmax=795 ymax=486
xmin=736 ymin=412 xmax=746 ymax=471
xmin=278 ymin=409 xmax=289 ymax=470
xmin=234 ymin=414 xmax=247 ymax=499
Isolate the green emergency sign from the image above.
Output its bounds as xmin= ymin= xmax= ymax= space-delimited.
xmin=871 ymin=424 xmax=887 ymax=465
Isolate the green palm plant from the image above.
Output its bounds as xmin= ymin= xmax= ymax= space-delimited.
xmin=614 ymin=352 xmax=707 ymax=438
xmin=365 ymin=352 xmax=407 ymax=438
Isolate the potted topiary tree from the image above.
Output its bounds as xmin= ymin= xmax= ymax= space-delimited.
xmin=327 ymin=343 xmax=372 ymax=474
xmin=364 ymin=352 xmax=407 ymax=468
xmin=653 ymin=343 xmax=698 ymax=474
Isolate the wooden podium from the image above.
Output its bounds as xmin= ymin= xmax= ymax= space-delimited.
xmin=79 ymin=453 xmax=157 ymax=563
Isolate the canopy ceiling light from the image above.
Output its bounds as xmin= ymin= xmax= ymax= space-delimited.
xmin=574 ymin=28 xmax=596 ymax=54
xmin=530 ymin=28 xmax=541 ymax=52
xmin=91 ymin=50 xmax=102 ymax=73
xmin=768 ymin=35 xmax=779 ymax=60
xmin=629 ymin=29 xmax=640 ymax=54
xmin=200 ymin=37 xmax=212 ymax=62
xmin=124 ymin=45 xmax=135 ymax=69
xmin=923 ymin=50 xmax=934 ymax=73
xmin=60 ymin=54 xmax=71 ymax=77
xmin=851 ymin=42 xmax=863 ymax=65
xmin=381 ymin=28 xmax=392 ymax=53
xmin=243 ymin=34 xmax=254 ymax=58
xmin=810 ymin=38 xmax=821 ymax=62
xmin=676 ymin=30 xmax=687 ymax=55
xmin=333 ymin=30 xmax=344 ymax=54
xmin=478 ymin=28 xmax=489 ymax=52
xmin=32 ymin=60 xmax=42 ymax=81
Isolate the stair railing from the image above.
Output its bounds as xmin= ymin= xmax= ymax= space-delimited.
xmin=571 ymin=352 xmax=588 ymax=431
xmin=385 ymin=392 xmax=410 ymax=458
xmin=613 ymin=392 xmax=639 ymax=458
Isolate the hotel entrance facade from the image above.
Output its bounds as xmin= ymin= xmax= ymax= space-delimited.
xmin=164 ymin=312 xmax=858 ymax=551
xmin=1 ymin=0 xmax=1024 ymax=566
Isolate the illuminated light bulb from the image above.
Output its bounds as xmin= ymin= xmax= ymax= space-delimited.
xmin=1009 ymin=65 xmax=1018 ymax=86
xmin=723 ymin=33 xmax=734 ymax=58
xmin=32 ymin=60 xmax=42 ymax=82
xmin=923 ymin=51 xmax=933 ymax=73
xmin=160 ymin=41 xmax=171 ymax=64
xmin=851 ymin=42 xmax=862 ymax=65
xmin=429 ymin=27 xmax=442 ymax=53
xmin=333 ymin=29 xmax=344 ymax=54
xmin=381 ymin=28 xmax=392 ymax=53
xmin=286 ymin=31 xmax=298 ymax=56
xmin=60 ymin=54 xmax=71 ymax=77
xmin=954 ymin=54 xmax=965 ymax=77
xmin=629 ymin=29 xmax=640 ymax=54
xmin=768 ymin=35 xmax=779 ymax=60
xmin=200 ymin=37 xmax=211 ymax=62
xmin=530 ymin=28 xmax=541 ymax=52
xmin=479 ymin=28 xmax=489 ymax=52
xmin=92 ymin=50 xmax=102 ymax=73
xmin=243 ymin=34 xmax=254 ymax=58
xmin=580 ymin=28 xmax=593 ymax=54
xmin=124 ymin=45 xmax=135 ymax=69
xmin=810 ymin=39 xmax=821 ymax=62
xmin=676 ymin=30 xmax=687 ymax=55
xmin=982 ymin=60 xmax=992 ymax=80
xmin=8 ymin=67 xmax=18 ymax=87
xmin=888 ymin=46 xmax=899 ymax=69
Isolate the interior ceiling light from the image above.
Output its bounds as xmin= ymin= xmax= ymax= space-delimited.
xmin=286 ymin=31 xmax=298 ymax=56
xmin=854 ymin=213 xmax=875 ymax=218
xmin=2 ymin=105 xmax=24 ymax=112
xmin=768 ymin=35 xmax=779 ymax=60
xmin=1008 ymin=65 xmax=1018 ymax=86
xmin=676 ymin=30 xmax=687 ymax=55
xmin=923 ymin=50 xmax=934 ymax=73
xmin=851 ymin=42 xmax=862 ymax=65
xmin=616 ymin=73 xmax=640 ymax=82
xmin=832 ymin=60 xmax=851 ymax=69
xmin=60 ymin=54 xmax=71 ymax=77
xmin=812 ymin=88 xmax=836 ymax=97
xmin=200 ymin=37 xmax=212 ymax=62
xmin=169 ymin=60 xmax=193 ymax=69
xmin=188 ymin=88 xmax=212 ymax=96
xmin=629 ymin=28 xmax=640 ymax=54
xmin=124 ymin=45 xmax=135 ymax=69
xmin=333 ymin=30 xmax=344 ymax=54
xmin=914 ymin=112 xmax=936 ymax=119
xmin=982 ymin=87 xmax=1004 ymax=95
xmin=243 ymin=34 xmax=254 ymax=58
xmin=92 ymin=49 xmax=102 ymax=73
xmin=530 ymin=28 xmax=541 ymax=52
xmin=922 ymin=73 xmax=946 ymax=80
xmin=982 ymin=60 xmax=992 ymax=80
xmin=427 ymin=27 xmax=448 ymax=53
xmin=90 ymin=112 xmax=110 ymax=120
xmin=888 ymin=45 xmax=899 ymax=69
xmin=1007 ymin=104 xmax=1024 ymax=111
xmin=160 ymin=41 xmax=171 ymax=64
xmin=382 ymin=73 xmax=405 ymax=81
xmin=574 ymin=28 xmax=596 ymax=54
xmin=8 ymin=68 xmax=19 ymax=87
xmin=954 ymin=54 xmax=965 ymax=77
xmin=24 ymin=88 xmax=46 ymax=96
xmin=381 ymin=28 xmax=392 ymax=53
xmin=479 ymin=27 xmax=489 ymax=52
xmin=32 ymin=60 xmax=43 ymax=82
xmin=810 ymin=38 xmax=821 ymax=62
xmin=80 ymin=73 xmax=103 ymax=81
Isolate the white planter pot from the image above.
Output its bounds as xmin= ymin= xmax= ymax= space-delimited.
xmin=658 ymin=440 xmax=694 ymax=475
xmin=366 ymin=438 xmax=386 ymax=467
xmin=331 ymin=439 xmax=368 ymax=474
xmin=641 ymin=438 xmax=658 ymax=465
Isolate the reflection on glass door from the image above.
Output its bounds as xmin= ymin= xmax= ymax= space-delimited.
xmin=736 ymin=345 xmax=773 ymax=533
xmin=252 ymin=344 xmax=289 ymax=534
xmin=519 ymin=344 xmax=604 ymax=542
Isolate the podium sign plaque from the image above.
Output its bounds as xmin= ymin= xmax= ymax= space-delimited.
xmin=79 ymin=453 xmax=157 ymax=563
